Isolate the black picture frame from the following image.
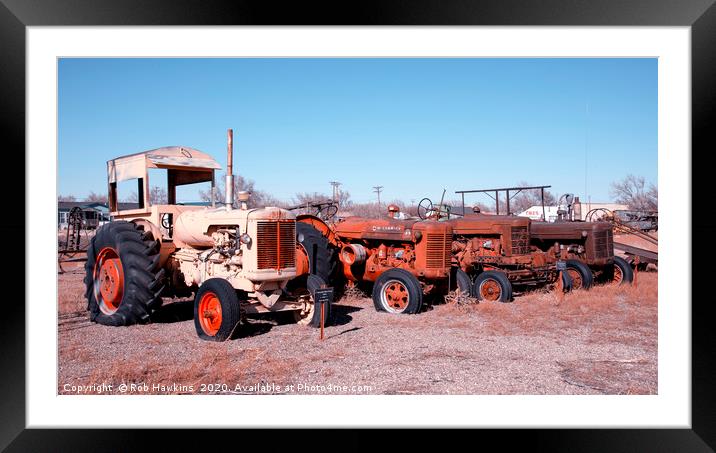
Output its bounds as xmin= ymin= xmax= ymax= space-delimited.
xmin=3 ymin=0 xmax=713 ymax=450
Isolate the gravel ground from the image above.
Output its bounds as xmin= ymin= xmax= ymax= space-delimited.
xmin=58 ymin=265 xmax=657 ymax=395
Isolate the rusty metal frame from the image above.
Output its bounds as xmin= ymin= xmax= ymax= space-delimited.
xmin=456 ymin=185 xmax=552 ymax=218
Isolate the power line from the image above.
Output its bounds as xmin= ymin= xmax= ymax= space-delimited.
xmin=373 ymin=185 xmax=383 ymax=206
xmin=329 ymin=181 xmax=341 ymax=203
xmin=585 ymin=102 xmax=589 ymax=203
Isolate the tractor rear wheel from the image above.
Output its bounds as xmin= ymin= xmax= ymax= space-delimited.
xmin=372 ymin=268 xmax=423 ymax=314
xmin=296 ymin=222 xmax=338 ymax=284
xmin=84 ymin=221 xmax=165 ymax=326
xmin=565 ymin=259 xmax=593 ymax=290
xmin=194 ymin=278 xmax=242 ymax=341
xmin=292 ymin=274 xmax=332 ymax=327
xmin=473 ymin=270 xmax=513 ymax=302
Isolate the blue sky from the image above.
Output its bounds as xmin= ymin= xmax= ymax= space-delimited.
xmin=58 ymin=58 xmax=656 ymax=205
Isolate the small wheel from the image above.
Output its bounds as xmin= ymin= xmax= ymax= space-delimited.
xmin=451 ymin=267 xmax=473 ymax=297
xmin=292 ymin=274 xmax=332 ymax=328
xmin=565 ymin=259 xmax=594 ymax=290
xmin=611 ymin=256 xmax=634 ymax=285
xmin=194 ymin=278 xmax=242 ymax=341
xmin=372 ymin=268 xmax=423 ymax=314
xmin=417 ymin=198 xmax=433 ymax=220
xmin=472 ymin=270 xmax=513 ymax=302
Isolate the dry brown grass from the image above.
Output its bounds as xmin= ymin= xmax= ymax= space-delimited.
xmin=64 ymin=346 xmax=301 ymax=394
xmin=469 ymin=273 xmax=658 ymax=339
xmin=58 ymin=269 xmax=657 ymax=395
xmin=58 ymin=267 xmax=88 ymax=315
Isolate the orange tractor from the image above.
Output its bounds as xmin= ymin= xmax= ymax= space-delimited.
xmin=84 ymin=130 xmax=332 ymax=341
xmin=293 ymin=206 xmax=452 ymax=314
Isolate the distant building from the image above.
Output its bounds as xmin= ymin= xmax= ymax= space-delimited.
xmin=517 ymin=202 xmax=629 ymax=222
xmin=517 ymin=205 xmax=561 ymax=222
xmin=58 ymin=201 xmax=138 ymax=229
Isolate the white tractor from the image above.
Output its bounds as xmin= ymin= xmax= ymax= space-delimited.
xmin=84 ymin=130 xmax=334 ymax=341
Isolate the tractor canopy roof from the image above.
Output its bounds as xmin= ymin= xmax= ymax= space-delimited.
xmin=107 ymin=146 xmax=222 ymax=184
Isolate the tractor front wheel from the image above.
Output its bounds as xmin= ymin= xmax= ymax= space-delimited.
xmin=472 ymin=270 xmax=513 ymax=303
xmin=84 ymin=221 xmax=164 ymax=326
xmin=193 ymin=278 xmax=242 ymax=341
xmin=611 ymin=256 xmax=634 ymax=285
xmin=372 ymin=268 xmax=423 ymax=314
xmin=565 ymin=259 xmax=593 ymax=291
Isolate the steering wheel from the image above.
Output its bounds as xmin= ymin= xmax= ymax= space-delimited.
xmin=417 ymin=198 xmax=434 ymax=220
xmin=318 ymin=204 xmax=338 ymax=220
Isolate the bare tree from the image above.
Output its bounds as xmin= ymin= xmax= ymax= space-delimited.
xmin=124 ymin=191 xmax=138 ymax=203
xmin=336 ymin=189 xmax=352 ymax=209
xmin=58 ymin=194 xmax=77 ymax=202
xmin=293 ymin=192 xmax=331 ymax=206
xmin=85 ymin=191 xmax=108 ymax=203
xmin=610 ymin=175 xmax=658 ymax=211
xmin=509 ymin=182 xmax=557 ymax=214
xmin=149 ymin=186 xmax=167 ymax=204
xmin=198 ymin=174 xmax=286 ymax=209
xmin=445 ymin=198 xmax=491 ymax=215
xmin=350 ymin=202 xmax=385 ymax=219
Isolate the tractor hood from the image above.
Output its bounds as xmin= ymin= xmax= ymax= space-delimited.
xmin=174 ymin=206 xmax=295 ymax=248
xmin=447 ymin=214 xmax=530 ymax=235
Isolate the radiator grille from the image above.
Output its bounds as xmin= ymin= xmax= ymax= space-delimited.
xmin=511 ymin=226 xmax=530 ymax=255
xmin=425 ymin=233 xmax=451 ymax=269
xmin=256 ymin=221 xmax=296 ymax=270
xmin=592 ymin=229 xmax=614 ymax=259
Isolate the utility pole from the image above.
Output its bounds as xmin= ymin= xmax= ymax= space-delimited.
xmin=329 ymin=181 xmax=341 ymax=203
xmin=373 ymin=185 xmax=383 ymax=207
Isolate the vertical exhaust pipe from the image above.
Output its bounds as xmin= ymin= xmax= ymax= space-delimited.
xmin=225 ymin=129 xmax=234 ymax=210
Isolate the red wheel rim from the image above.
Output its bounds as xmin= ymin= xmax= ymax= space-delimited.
xmin=478 ymin=279 xmax=502 ymax=301
xmin=567 ymin=269 xmax=583 ymax=290
xmin=198 ymin=292 xmax=222 ymax=336
xmin=613 ymin=265 xmax=623 ymax=284
xmin=93 ymin=247 xmax=124 ymax=314
xmin=382 ymin=280 xmax=409 ymax=312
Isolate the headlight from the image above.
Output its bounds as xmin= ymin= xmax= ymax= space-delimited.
xmin=239 ymin=233 xmax=252 ymax=245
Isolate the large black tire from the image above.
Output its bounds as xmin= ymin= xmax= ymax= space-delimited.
xmin=472 ymin=270 xmax=513 ymax=302
xmin=296 ymin=222 xmax=338 ymax=285
xmin=565 ymin=259 xmax=593 ymax=290
xmin=292 ymin=274 xmax=332 ymax=328
xmin=611 ymin=256 xmax=634 ymax=285
xmin=193 ymin=278 xmax=242 ymax=342
xmin=452 ymin=267 xmax=473 ymax=297
xmin=84 ymin=221 xmax=165 ymax=326
xmin=372 ymin=268 xmax=423 ymax=314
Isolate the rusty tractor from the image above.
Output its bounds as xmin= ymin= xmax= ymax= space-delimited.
xmin=418 ymin=198 xmax=567 ymax=302
xmin=452 ymin=187 xmax=626 ymax=290
xmin=294 ymin=207 xmax=453 ymax=314
xmin=447 ymin=214 xmax=566 ymax=302
xmin=529 ymin=221 xmax=630 ymax=287
xmin=84 ymin=130 xmax=332 ymax=341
